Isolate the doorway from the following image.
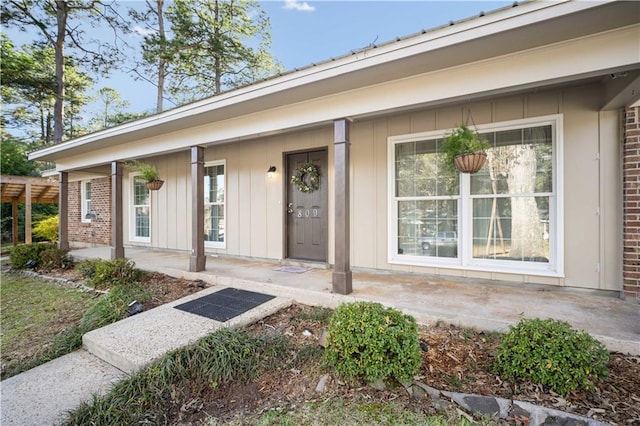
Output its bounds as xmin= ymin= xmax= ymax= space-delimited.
xmin=285 ymin=150 xmax=328 ymax=262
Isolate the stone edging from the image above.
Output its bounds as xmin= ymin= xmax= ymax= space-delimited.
xmin=407 ymin=381 xmax=610 ymax=426
xmin=15 ymin=269 xmax=107 ymax=294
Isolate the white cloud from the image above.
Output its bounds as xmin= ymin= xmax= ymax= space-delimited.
xmin=132 ymin=26 xmax=157 ymax=37
xmin=283 ymin=0 xmax=315 ymax=12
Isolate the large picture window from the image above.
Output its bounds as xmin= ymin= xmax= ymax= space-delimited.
xmin=131 ymin=174 xmax=150 ymax=242
xmin=389 ymin=115 xmax=562 ymax=275
xmin=204 ymin=161 xmax=225 ymax=248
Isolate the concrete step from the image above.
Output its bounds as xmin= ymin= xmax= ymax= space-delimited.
xmin=83 ymin=285 xmax=292 ymax=374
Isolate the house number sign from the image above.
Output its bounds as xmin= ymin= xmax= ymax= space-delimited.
xmin=296 ymin=209 xmax=320 ymax=218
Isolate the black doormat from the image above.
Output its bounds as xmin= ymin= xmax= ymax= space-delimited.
xmin=174 ymin=288 xmax=275 ymax=322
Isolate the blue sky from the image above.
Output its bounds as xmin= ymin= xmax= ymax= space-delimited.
xmin=7 ymin=0 xmax=514 ymax=115
xmin=262 ymin=0 xmax=513 ymax=70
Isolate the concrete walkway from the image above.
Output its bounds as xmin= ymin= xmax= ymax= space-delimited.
xmin=1 ymin=246 xmax=638 ymax=425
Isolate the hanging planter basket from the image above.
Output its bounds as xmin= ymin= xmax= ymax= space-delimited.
xmin=145 ymin=179 xmax=165 ymax=190
xmin=453 ymin=152 xmax=487 ymax=174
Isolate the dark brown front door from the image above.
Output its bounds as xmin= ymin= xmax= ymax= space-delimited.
xmin=286 ymin=150 xmax=328 ymax=262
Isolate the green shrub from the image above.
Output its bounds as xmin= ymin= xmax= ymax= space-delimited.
xmin=75 ymin=258 xmax=102 ymax=278
xmin=494 ymin=318 xmax=609 ymax=394
xmin=86 ymin=258 xmax=142 ymax=289
xmin=39 ymin=247 xmax=74 ymax=270
xmin=9 ymin=242 xmax=57 ymax=269
xmin=324 ymin=301 xmax=421 ymax=385
xmin=33 ymin=215 xmax=59 ymax=242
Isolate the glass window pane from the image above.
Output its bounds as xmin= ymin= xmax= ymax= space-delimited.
xmin=204 ymin=205 xmax=225 ymax=243
xmin=472 ymin=196 xmax=549 ymax=262
xmin=134 ymin=176 xmax=149 ymax=205
xmin=471 ymin=125 xmax=552 ymax=196
xmin=84 ymin=182 xmax=91 ymax=200
xmin=398 ymin=199 xmax=457 ymax=258
xmin=395 ymin=140 xmax=458 ymax=197
xmin=135 ymin=206 xmax=150 ymax=238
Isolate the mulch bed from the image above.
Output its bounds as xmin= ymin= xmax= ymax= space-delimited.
xmin=8 ymin=266 xmax=640 ymax=424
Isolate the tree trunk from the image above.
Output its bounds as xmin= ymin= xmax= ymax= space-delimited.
xmin=156 ymin=0 xmax=166 ymax=113
xmin=214 ymin=0 xmax=221 ymax=94
xmin=46 ymin=112 xmax=52 ymax=145
xmin=507 ymin=145 xmax=544 ymax=259
xmin=39 ymin=103 xmax=46 ymax=143
xmin=53 ymin=0 xmax=67 ymax=144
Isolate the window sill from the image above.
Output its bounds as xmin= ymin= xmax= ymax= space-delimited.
xmin=388 ymin=256 xmax=564 ymax=278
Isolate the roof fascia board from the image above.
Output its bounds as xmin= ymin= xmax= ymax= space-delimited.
xmin=52 ymin=24 xmax=638 ymax=171
xmin=30 ymin=0 xmax=613 ymax=161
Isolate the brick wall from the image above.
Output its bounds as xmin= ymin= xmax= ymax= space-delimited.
xmin=623 ymin=106 xmax=640 ymax=300
xmin=68 ymin=177 xmax=112 ymax=245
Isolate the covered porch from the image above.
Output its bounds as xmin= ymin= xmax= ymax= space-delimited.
xmin=69 ymin=246 xmax=639 ymax=355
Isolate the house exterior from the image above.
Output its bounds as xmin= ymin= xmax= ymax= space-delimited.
xmin=30 ymin=1 xmax=640 ymax=299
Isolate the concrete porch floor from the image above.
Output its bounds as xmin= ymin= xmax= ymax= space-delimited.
xmin=70 ymin=247 xmax=639 ymax=355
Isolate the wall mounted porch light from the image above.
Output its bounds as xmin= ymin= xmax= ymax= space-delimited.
xmin=267 ymin=166 xmax=277 ymax=178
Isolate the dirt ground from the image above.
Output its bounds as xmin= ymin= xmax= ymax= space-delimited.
xmin=232 ymin=304 xmax=639 ymax=426
xmin=12 ymin=267 xmax=640 ymax=424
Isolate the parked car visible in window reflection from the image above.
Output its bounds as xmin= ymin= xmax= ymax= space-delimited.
xmin=418 ymin=231 xmax=457 ymax=250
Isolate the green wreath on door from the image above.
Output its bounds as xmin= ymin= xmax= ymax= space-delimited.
xmin=291 ymin=163 xmax=320 ymax=193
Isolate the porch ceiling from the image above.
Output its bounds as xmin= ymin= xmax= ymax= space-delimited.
xmin=0 ymin=175 xmax=59 ymax=204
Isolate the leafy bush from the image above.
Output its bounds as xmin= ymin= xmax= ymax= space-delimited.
xmin=33 ymin=215 xmax=59 ymax=242
xmin=324 ymin=301 xmax=421 ymax=384
xmin=75 ymin=258 xmax=102 ymax=278
xmin=86 ymin=258 xmax=142 ymax=289
xmin=9 ymin=242 xmax=57 ymax=269
xmin=39 ymin=247 xmax=74 ymax=270
xmin=494 ymin=318 xmax=609 ymax=394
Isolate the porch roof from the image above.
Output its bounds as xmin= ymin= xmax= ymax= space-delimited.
xmin=0 ymin=175 xmax=59 ymax=204
xmin=29 ymin=0 xmax=640 ymax=167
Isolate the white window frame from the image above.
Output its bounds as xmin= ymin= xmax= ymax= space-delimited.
xmin=204 ymin=160 xmax=226 ymax=249
xmin=388 ymin=114 xmax=564 ymax=277
xmin=129 ymin=172 xmax=151 ymax=243
xmin=80 ymin=180 xmax=92 ymax=223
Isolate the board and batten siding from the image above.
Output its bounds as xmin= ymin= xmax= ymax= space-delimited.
xmin=202 ymin=126 xmax=335 ymax=261
xmin=124 ymin=82 xmax=621 ymax=292
xmin=123 ymin=150 xmax=190 ymax=251
xmin=349 ymin=82 xmax=620 ymax=291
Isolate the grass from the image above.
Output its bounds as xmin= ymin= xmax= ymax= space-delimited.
xmin=0 ymin=271 xmax=98 ymax=379
xmin=205 ymin=394 xmax=499 ymax=425
xmin=1 ymin=269 xmax=152 ymax=379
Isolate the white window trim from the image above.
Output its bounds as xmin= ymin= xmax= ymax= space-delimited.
xmin=204 ymin=160 xmax=226 ymax=249
xmin=129 ymin=172 xmax=151 ymax=243
xmin=80 ymin=180 xmax=92 ymax=223
xmin=387 ymin=114 xmax=564 ymax=278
